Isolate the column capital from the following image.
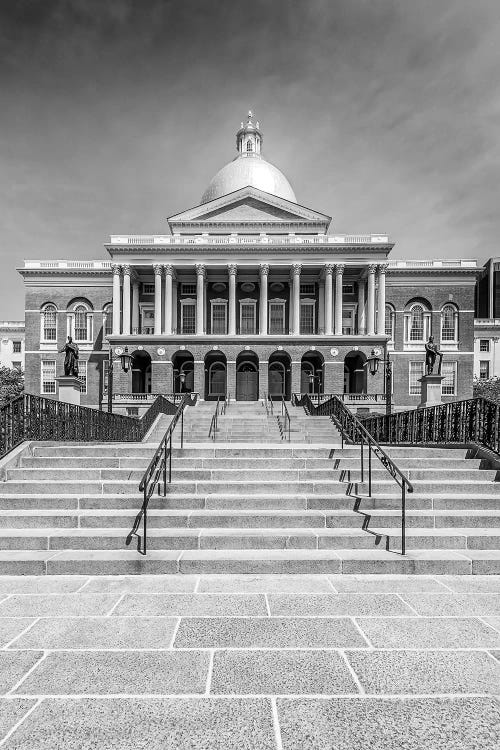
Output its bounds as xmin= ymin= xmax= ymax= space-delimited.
xmin=334 ymin=264 xmax=345 ymax=276
xmin=227 ymin=263 xmax=238 ymax=276
xmin=195 ymin=263 xmax=206 ymax=278
xmin=324 ymin=264 xmax=334 ymax=276
xmin=260 ymin=263 xmax=270 ymax=276
xmin=164 ymin=264 xmax=175 ymax=277
xmin=111 ymin=263 xmax=121 ymax=276
xmin=153 ymin=264 xmax=163 ymax=277
xmin=377 ymin=263 xmax=389 ymax=275
xmin=368 ymin=264 xmax=378 ymax=275
xmin=122 ymin=264 xmax=131 ymax=276
xmin=291 ymin=263 xmax=302 ymax=277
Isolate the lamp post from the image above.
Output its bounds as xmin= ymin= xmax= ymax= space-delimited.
xmin=365 ymin=349 xmax=393 ymax=417
xmin=107 ymin=346 xmax=133 ymax=414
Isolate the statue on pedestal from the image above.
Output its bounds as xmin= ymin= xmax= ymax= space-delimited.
xmin=425 ymin=336 xmax=443 ymax=375
xmin=59 ymin=336 xmax=79 ymax=377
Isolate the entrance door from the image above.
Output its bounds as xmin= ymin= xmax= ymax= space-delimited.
xmin=236 ymin=371 xmax=258 ymax=400
xmin=268 ymin=368 xmax=284 ymax=398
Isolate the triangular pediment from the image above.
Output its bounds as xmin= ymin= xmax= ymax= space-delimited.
xmin=168 ymin=187 xmax=331 ymax=234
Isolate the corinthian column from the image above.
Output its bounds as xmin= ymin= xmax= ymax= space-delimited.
xmin=334 ymin=264 xmax=345 ymax=336
xmin=377 ymin=264 xmax=388 ymax=335
xmin=164 ymin=264 xmax=174 ymax=335
xmin=357 ymin=276 xmax=366 ymax=335
xmin=291 ymin=263 xmax=302 ymax=335
xmin=131 ymin=278 xmax=139 ymax=334
xmin=367 ymin=264 xmax=377 ymax=336
xmin=196 ymin=264 xmax=206 ymax=335
xmin=260 ymin=264 xmax=269 ymax=335
xmin=153 ymin=264 xmax=163 ymax=335
xmin=228 ymin=264 xmax=237 ymax=335
xmin=112 ymin=264 xmax=121 ymax=335
xmin=122 ymin=264 xmax=131 ymax=335
xmin=324 ymin=264 xmax=333 ymax=335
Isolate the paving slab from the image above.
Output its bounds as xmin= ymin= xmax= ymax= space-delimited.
xmin=15 ymin=651 xmax=210 ymax=695
xmin=400 ymin=593 xmax=500 ymax=617
xmin=439 ymin=575 xmax=500 ymax=593
xmin=0 ymin=577 xmax=89 ymax=595
xmin=8 ymin=616 xmax=178 ymax=650
xmin=356 ymin=617 xmax=500 ymax=649
xmin=0 ymin=619 xmax=35 ymax=648
xmin=0 ymin=594 xmax=120 ymax=618
xmin=0 ymin=652 xmax=43 ymax=695
xmin=197 ymin=574 xmax=333 ymax=593
xmin=113 ymin=593 xmax=267 ymax=617
xmin=268 ymin=593 xmax=414 ymax=617
xmin=328 ymin=574 xmax=450 ymax=593
xmin=1 ymin=697 xmax=277 ymax=749
xmin=174 ymin=617 xmax=367 ymax=649
xmin=0 ymin=699 xmax=37 ymax=742
xmin=82 ymin=575 xmax=198 ymax=594
xmin=210 ymin=649 xmax=358 ymax=695
xmin=345 ymin=650 xmax=500 ymax=694
xmin=277 ymin=696 xmax=500 ymax=750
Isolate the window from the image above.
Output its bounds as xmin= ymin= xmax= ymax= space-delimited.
xmin=142 ymin=283 xmax=155 ymax=295
xmin=240 ymin=300 xmax=256 ymax=335
xmin=42 ymin=304 xmax=57 ymax=341
xmin=127 ymin=407 xmax=139 ymax=417
xmin=12 ymin=341 xmax=21 ymax=353
xmin=41 ymin=360 xmax=56 ymax=394
xmin=78 ymin=360 xmax=87 ymax=394
xmin=404 ymin=302 xmax=431 ymax=344
xmin=12 ymin=362 xmax=21 ymax=371
xmin=181 ymin=301 xmax=196 ymax=334
xmin=342 ymin=284 xmax=354 ymax=295
xmin=441 ymin=304 xmax=458 ymax=342
xmin=103 ymin=360 xmax=109 ymax=396
xmin=480 ymin=361 xmax=490 ymax=379
xmin=300 ymin=283 xmax=315 ymax=295
xmin=442 ymin=361 xmax=457 ymax=396
xmin=104 ymin=305 xmax=113 ymax=336
xmin=211 ymin=300 xmax=227 ymax=335
xmin=342 ymin=308 xmax=355 ymax=335
xmin=409 ymin=304 xmax=424 ymax=341
xmin=181 ymin=283 xmax=197 ymax=296
xmin=246 ymin=140 xmax=253 ymax=152
xmin=269 ymin=300 xmax=285 ymax=334
xmin=409 ymin=361 xmax=424 ymax=395
xmin=385 ymin=305 xmax=395 ymax=340
xmin=74 ymin=306 xmax=88 ymax=341
xmin=300 ymin=301 xmax=315 ymax=335
xmin=480 ymin=339 xmax=490 ymax=353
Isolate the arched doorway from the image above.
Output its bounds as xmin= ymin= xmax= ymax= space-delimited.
xmin=268 ymin=351 xmax=291 ymax=400
xmin=131 ymin=350 xmax=152 ymax=394
xmin=236 ymin=351 xmax=259 ymax=401
xmin=344 ymin=351 xmax=367 ymax=394
xmin=301 ymin=351 xmax=324 ymax=394
xmin=204 ymin=351 xmax=227 ymax=400
xmin=172 ymin=350 xmax=194 ymax=393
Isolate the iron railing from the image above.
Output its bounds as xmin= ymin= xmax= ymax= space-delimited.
xmin=208 ymin=394 xmax=228 ymax=440
xmin=0 ymin=393 xmax=183 ymax=460
xmin=361 ymin=397 xmax=500 ymax=455
xmin=277 ymin=396 xmax=291 ymax=441
xmin=292 ymin=392 xmax=386 ymax=407
xmin=297 ymin=394 xmax=413 ymax=554
xmin=125 ymin=394 xmax=194 ymax=555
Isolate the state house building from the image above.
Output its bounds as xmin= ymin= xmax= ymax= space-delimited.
xmin=19 ymin=113 xmax=477 ymax=413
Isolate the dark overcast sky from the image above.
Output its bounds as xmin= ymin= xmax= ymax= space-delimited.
xmin=1 ymin=0 xmax=499 ymax=316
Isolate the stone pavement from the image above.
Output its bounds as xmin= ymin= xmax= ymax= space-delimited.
xmin=0 ymin=574 xmax=499 ymax=748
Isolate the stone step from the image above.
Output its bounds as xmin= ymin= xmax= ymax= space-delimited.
xmin=0 ymin=548 xmax=497 ymax=575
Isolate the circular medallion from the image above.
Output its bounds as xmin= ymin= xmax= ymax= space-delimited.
xmin=157 ymin=347 xmax=165 ymax=356
xmin=330 ymin=348 xmax=338 ymax=356
xmin=212 ymin=282 xmax=226 ymax=292
xmin=241 ymin=282 xmax=255 ymax=293
xmin=270 ymin=282 xmax=284 ymax=292
xmin=114 ymin=347 xmax=123 ymax=356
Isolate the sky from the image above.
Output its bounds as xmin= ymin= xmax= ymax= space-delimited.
xmin=1 ymin=0 xmax=499 ymax=317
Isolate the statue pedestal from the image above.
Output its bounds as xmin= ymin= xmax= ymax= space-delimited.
xmin=418 ymin=374 xmax=445 ymax=409
xmin=56 ymin=376 xmax=81 ymax=406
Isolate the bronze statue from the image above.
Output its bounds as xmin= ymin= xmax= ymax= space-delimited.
xmin=59 ymin=336 xmax=79 ymax=377
xmin=425 ymin=336 xmax=443 ymax=375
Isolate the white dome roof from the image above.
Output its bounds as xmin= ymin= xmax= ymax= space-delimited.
xmin=201 ymin=154 xmax=297 ymax=205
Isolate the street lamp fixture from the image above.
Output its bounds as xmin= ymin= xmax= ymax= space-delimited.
xmin=365 ymin=349 xmax=393 ymax=416
xmin=107 ymin=346 xmax=133 ymax=413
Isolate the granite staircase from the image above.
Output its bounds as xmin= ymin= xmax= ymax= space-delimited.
xmin=0 ymin=412 xmax=499 ymax=573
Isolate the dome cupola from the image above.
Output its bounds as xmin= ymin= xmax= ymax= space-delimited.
xmin=200 ymin=112 xmax=297 ymax=204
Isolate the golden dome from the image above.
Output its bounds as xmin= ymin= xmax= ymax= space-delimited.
xmin=200 ymin=112 xmax=297 ymax=204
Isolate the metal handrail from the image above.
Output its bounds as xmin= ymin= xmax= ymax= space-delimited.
xmin=277 ymin=396 xmax=291 ymax=441
xmin=125 ymin=394 xmax=191 ymax=555
xmin=299 ymin=393 xmax=413 ymax=555
xmin=208 ymin=396 xmax=221 ymax=440
xmin=267 ymin=393 xmax=274 ymax=416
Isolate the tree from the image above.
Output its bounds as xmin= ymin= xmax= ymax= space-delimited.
xmin=0 ymin=366 xmax=24 ymax=408
xmin=473 ymin=376 xmax=500 ymax=404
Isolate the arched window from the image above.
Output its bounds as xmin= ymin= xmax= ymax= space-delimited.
xmin=68 ymin=300 xmax=93 ymax=342
xmin=74 ymin=306 xmax=88 ymax=341
xmin=246 ymin=140 xmax=253 ymax=152
xmin=41 ymin=304 xmax=57 ymax=342
xmin=409 ymin=304 xmax=424 ymax=341
xmin=385 ymin=304 xmax=395 ymax=341
xmin=103 ymin=304 xmax=113 ymax=337
xmin=441 ymin=304 xmax=458 ymax=342
xmin=404 ymin=301 xmax=431 ymax=344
